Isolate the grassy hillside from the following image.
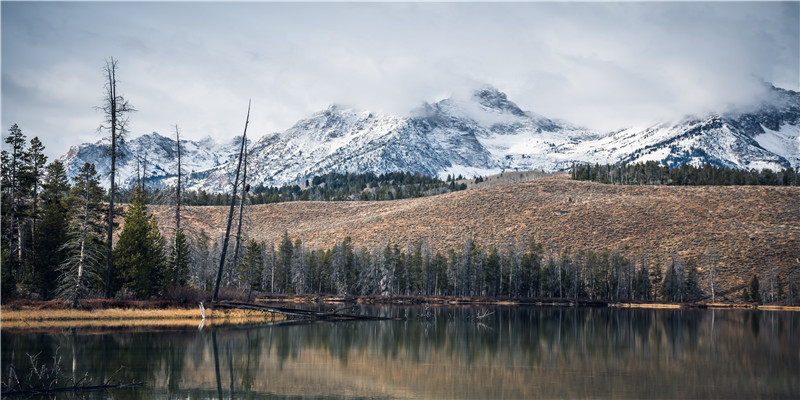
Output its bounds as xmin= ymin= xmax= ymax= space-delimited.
xmin=154 ymin=175 xmax=800 ymax=298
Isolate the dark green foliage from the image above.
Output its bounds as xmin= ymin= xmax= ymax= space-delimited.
xmin=683 ymin=262 xmax=702 ymax=302
xmin=239 ymin=239 xmax=263 ymax=293
xmin=29 ymin=161 xmax=70 ymax=299
xmin=1 ymin=249 xmax=15 ymax=301
xmin=112 ymin=187 xmax=166 ymax=299
xmin=749 ymin=275 xmax=761 ymax=304
xmin=571 ymin=161 xmax=798 ymax=186
xmin=259 ymin=235 xmax=698 ymax=303
xmin=59 ymin=163 xmax=106 ymax=307
xmin=2 ymin=124 xmax=31 ymax=278
xmin=167 ymin=230 xmax=191 ymax=288
xmin=129 ymin=171 xmax=465 ymax=206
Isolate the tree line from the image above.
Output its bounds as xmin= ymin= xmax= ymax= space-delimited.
xmin=5 ymin=124 xmax=800 ymax=305
xmin=0 ymin=124 xmax=187 ymax=303
xmin=117 ymin=171 xmax=468 ymax=206
xmin=571 ymin=161 xmax=799 ymax=186
xmin=208 ymin=234 xmax=800 ymax=305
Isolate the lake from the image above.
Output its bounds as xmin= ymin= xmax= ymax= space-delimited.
xmin=2 ymin=305 xmax=799 ymax=399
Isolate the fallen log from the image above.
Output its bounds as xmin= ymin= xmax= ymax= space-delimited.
xmin=2 ymin=382 xmax=144 ymax=396
xmin=213 ymin=301 xmax=401 ymax=321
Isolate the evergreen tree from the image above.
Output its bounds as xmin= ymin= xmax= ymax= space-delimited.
xmin=58 ymin=163 xmax=106 ymax=307
xmin=30 ymin=161 xmax=70 ymax=299
xmin=2 ymin=124 xmax=30 ymax=271
xmin=167 ymin=229 xmax=191 ymax=288
xmin=112 ymin=187 xmax=166 ymax=299
xmin=291 ymin=238 xmax=307 ymax=295
xmin=239 ymin=239 xmax=263 ymax=299
xmin=683 ymin=262 xmax=702 ymax=302
xmin=649 ymin=257 xmax=663 ymax=300
xmin=1 ymin=249 xmax=15 ymax=301
xmin=276 ymin=231 xmax=293 ymax=293
xmin=749 ymin=275 xmax=761 ymax=304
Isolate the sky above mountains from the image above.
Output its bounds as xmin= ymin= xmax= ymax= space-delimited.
xmin=2 ymin=1 xmax=798 ymax=161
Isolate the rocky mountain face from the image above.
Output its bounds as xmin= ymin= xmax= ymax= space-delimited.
xmin=60 ymin=85 xmax=800 ymax=192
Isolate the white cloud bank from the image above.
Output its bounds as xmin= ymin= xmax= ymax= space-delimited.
xmin=2 ymin=2 xmax=798 ymax=160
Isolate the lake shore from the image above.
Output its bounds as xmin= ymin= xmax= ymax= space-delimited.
xmin=0 ymin=299 xmax=283 ymax=331
xmin=257 ymin=294 xmax=800 ymax=311
xmin=3 ymin=295 xmax=798 ymax=332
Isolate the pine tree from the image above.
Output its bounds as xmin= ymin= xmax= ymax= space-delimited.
xmin=25 ymin=137 xmax=47 ymax=228
xmin=683 ymin=262 xmax=702 ymax=302
xmin=112 ymin=187 xmax=166 ymax=299
xmin=167 ymin=230 xmax=191 ymax=288
xmin=2 ymin=124 xmax=30 ymax=271
xmin=649 ymin=256 xmax=663 ymax=300
xmin=291 ymin=238 xmax=307 ymax=295
xmin=276 ymin=231 xmax=293 ymax=294
xmin=749 ymin=275 xmax=761 ymax=304
xmin=58 ymin=163 xmax=106 ymax=307
xmin=239 ymin=239 xmax=263 ymax=300
xmin=30 ymin=161 xmax=70 ymax=299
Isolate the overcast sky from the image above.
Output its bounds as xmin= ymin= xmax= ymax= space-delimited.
xmin=2 ymin=1 xmax=798 ymax=161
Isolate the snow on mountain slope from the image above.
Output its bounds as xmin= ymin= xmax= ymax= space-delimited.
xmin=59 ymin=84 xmax=800 ymax=193
xmin=60 ymin=132 xmax=243 ymax=189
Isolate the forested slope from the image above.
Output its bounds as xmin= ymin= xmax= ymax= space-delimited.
xmin=154 ymin=175 xmax=800 ymax=297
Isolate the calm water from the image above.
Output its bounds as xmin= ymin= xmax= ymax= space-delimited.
xmin=2 ymin=306 xmax=799 ymax=399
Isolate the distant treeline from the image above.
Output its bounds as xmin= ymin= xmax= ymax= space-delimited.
xmin=119 ymin=172 xmax=468 ymax=206
xmin=571 ymin=161 xmax=799 ymax=186
xmin=220 ymin=235 xmax=797 ymax=305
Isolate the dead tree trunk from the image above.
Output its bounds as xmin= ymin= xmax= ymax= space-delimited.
xmin=100 ymin=57 xmax=134 ymax=299
xmin=230 ymin=140 xmax=249 ymax=286
xmin=212 ymin=101 xmax=250 ymax=302
xmin=175 ymin=125 xmax=183 ymax=278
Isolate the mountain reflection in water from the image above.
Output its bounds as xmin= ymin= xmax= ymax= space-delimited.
xmin=2 ymin=306 xmax=798 ymax=399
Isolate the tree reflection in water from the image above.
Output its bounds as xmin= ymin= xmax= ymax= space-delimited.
xmin=2 ymin=307 xmax=798 ymax=399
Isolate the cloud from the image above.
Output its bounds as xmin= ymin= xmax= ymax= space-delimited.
xmin=2 ymin=2 xmax=798 ymax=160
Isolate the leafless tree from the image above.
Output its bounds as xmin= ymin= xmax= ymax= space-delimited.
xmin=97 ymin=57 xmax=135 ymax=298
xmin=213 ymin=101 xmax=250 ymax=302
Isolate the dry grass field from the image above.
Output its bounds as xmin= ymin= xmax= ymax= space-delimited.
xmin=151 ymin=175 xmax=799 ymax=298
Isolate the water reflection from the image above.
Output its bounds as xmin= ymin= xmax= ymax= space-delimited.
xmin=2 ymin=307 xmax=798 ymax=399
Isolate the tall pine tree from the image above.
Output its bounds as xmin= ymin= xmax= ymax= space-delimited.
xmin=30 ymin=161 xmax=70 ymax=299
xmin=58 ymin=163 xmax=106 ymax=307
xmin=112 ymin=187 xmax=166 ymax=299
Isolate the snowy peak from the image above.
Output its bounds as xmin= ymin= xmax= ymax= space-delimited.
xmin=59 ymin=131 xmax=241 ymax=189
xmin=59 ymin=84 xmax=800 ymax=193
xmin=472 ymin=85 xmax=526 ymax=117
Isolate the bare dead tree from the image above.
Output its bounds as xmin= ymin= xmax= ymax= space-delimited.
xmin=212 ymin=101 xmax=250 ymax=302
xmin=175 ymin=125 xmax=183 ymax=275
xmin=230 ymin=139 xmax=249 ymax=286
xmin=97 ymin=57 xmax=135 ymax=298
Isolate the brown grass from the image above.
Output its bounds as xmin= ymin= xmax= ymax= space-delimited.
xmin=148 ymin=176 xmax=799 ymax=298
xmin=0 ymin=306 xmax=282 ymax=330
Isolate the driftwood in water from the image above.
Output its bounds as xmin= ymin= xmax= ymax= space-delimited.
xmin=2 ymin=382 xmax=144 ymax=397
xmin=214 ymin=301 xmax=401 ymax=321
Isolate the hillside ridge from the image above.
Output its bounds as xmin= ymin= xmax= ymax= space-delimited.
xmin=152 ymin=176 xmax=800 ymax=297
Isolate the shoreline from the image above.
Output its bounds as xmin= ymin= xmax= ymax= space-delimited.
xmin=257 ymin=294 xmax=800 ymax=311
xmin=2 ymin=295 xmax=798 ymax=331
xmin=0 ymin=305 xmax=283 ymax=331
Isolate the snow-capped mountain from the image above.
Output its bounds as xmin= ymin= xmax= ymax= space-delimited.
xmin=60 ymin=84 xmax=800 ymax=192
xmin=60 ymin=133 xmax=246 ymax=189
xmin=578 ymin=84 xmax=800 ymax=170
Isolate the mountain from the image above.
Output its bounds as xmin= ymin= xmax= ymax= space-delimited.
xmin=60 ymin=133 xmax=246 ymax=189
xmin=60 ymin=84 xmax=800 ymax=192
xmin=580 ymin=84 xmax=800 ymax=170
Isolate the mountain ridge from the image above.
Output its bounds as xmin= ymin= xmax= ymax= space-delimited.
xmin=60 ymin=84 xmax=800 ymax=192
